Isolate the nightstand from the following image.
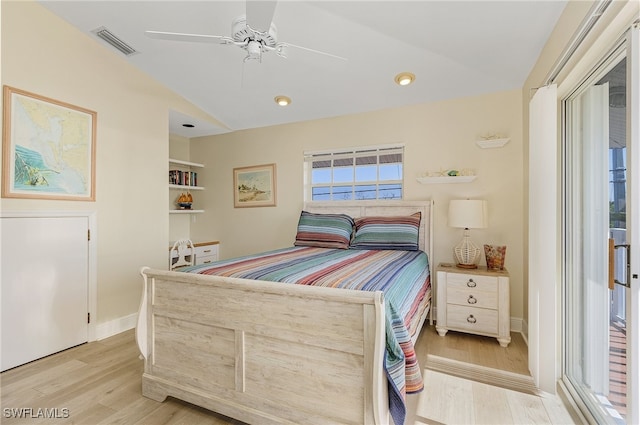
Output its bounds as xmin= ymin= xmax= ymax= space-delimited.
xmin=436 ymin=263 xmax=511 ymax=347
xmin=169 ymin=240 xmax=219 ymax=269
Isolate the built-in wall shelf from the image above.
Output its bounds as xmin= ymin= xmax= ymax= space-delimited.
xmin=475 ymin=138 xmax=510 ymax=149
xmin=417 ymin=176 xmax=477 ymax=184
xmin=169 ymin=158 xmax=204 ymax=168
xmin=169 ymin=209 xmax=204 ymax=214
xmin=169 ymin=158 xmax=204 ymax=213
xmin=169 ymin=184 xmax=204 ymax=191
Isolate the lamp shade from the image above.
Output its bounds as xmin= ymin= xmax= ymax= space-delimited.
xmin=448 ymin=200 xmax=488 ymax=229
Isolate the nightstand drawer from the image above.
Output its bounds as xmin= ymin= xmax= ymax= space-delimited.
xmin=446 ymin=273 xmax=498 ymax=292
xmin=194 ymin=244 xmax=218 ymax=258
xmin=447 ymin=304 xmax=498 ymax=335
xmin=447 ymin=287 xmax=498 ymax=309
xmin=194 ymin=243 xmax=218 ymax=265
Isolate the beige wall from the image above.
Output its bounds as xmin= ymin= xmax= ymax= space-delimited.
xmin=191 ymin=89 xmax=527 ymax=321
xmin=0 ymin=1 xmax=218 ymax=327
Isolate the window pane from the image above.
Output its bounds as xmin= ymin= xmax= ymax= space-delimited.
xmin=379 ymin=184 xmax=402 ymax=199
xmin=312 ymin=186 xmax=331 ymax=200
xmin=312 ymin=168 xmax=331 ymax=184
xmin=355 ymin=165 xmax=377 ymax=182
xmin=312 ymin=160 xmax=331 ymax=168
xmin=355 ymin=155 xmax=377 ymax=165
xmin=355 ymin=185 xmax=376 ymax=200
xmin=333 ymin=158 xmax=353 ymax=167
xmin=379 ymin=164 xmax=402 ymax=180
xmin=380 ymin=153 xmax=402 ymax=163
xmin=332 ymin=186 xmax=353 ymax=200
xmin=333 ymin=167 xmax=353 ymax=183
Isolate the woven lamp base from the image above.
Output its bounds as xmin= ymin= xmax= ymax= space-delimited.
xmin=453 ymin=231 xmax=481 ymax=269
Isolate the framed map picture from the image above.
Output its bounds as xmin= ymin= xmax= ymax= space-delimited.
xmin=2 ymin=86 xmax=97 ymax=201
xmin=233 ymin=163 xmax=276 ymax=208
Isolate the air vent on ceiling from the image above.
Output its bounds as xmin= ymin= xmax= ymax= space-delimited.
xmin=91 ymin=26 xmax=138 ymax=56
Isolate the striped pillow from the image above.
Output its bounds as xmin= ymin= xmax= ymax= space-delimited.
xmin=294 ymin=211 xmax=354 ymax=249
xmin=350 ymin=212 xmax=421 ymax=251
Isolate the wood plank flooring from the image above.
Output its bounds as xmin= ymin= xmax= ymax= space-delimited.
xmin=1 ymin=325 xmax=576 ymax=424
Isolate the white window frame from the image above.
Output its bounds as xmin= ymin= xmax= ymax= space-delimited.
xmin=303 ymin=144 xmax=404 ymax=202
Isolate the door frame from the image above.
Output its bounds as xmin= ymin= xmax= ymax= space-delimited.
xmin=558 ymin=25 xmax=639 ymax=424
xmin=626 ymin=22 xmax=639 ymax=425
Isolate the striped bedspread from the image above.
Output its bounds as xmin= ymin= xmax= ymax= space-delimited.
xmin=182 ymin=246 xmax=431 ymax=425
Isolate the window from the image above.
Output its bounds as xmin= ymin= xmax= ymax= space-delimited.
xmin=304 ymin=145 xmax=404 ymax=201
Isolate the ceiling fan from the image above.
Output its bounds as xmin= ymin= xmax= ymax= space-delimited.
xmin=145 ymin=1 xmax=346 ymax=63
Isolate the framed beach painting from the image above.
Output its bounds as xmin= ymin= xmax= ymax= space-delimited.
xmin=2 ymin=86 xmax=97 ymax=201
xmin=233 ymin=163 xmax=276 ymax=208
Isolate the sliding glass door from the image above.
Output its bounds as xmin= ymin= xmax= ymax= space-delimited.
xmin=563 ymin=27 xmax=638 ymax=424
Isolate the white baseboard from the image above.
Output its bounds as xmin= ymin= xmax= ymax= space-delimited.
xmin=510 ymin=317 xmax=524 ymax=333
xmin=95 ymin=313 xmax=138 ymax=341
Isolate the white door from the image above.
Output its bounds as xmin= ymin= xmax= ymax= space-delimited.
xmin=1 ymin=216 xmax=89 ymax=371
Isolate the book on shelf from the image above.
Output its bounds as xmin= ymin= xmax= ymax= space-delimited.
xmin=169 ymin=170 xmax=198 ymax=187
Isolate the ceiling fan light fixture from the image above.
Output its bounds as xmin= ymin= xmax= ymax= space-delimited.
xmin=275 ymin=96 xmax=291 ymax=106
xmin=395 ymin=72 xmax=415 ymax=86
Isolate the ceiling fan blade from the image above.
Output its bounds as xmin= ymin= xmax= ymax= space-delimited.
xmin=245 ymin=1 xmax=277 ymax=32
xmin=279 ymin=42 xmax=347 ymax=61
xmin=145 ymin=30 xmax=231 ymax=44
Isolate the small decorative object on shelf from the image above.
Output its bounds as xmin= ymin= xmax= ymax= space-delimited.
xmin=176 ymin=192 xmax=193 ymax=210
xmin=417 ymin=168 xmax=476 ymax=184
xmin=484 ymin=244 xmax=506 ymax=270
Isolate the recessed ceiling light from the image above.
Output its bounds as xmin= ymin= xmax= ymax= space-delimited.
xmin=182 ymin=123 xmax=195 ymax=128
xmin=274 ymin=95 xmax=291 ymax=106
xmin=394 ymin=72 xmax=415 ymax=86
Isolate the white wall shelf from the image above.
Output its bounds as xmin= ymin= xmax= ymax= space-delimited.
xmin=475 ymin=138 xmax=510 ymax=149
xmin=169 ymin=209 xmax=204 ymax=214
xmin=169 ymin=158 xmax=204 ymax=168
xmin=169 ymin=184 xmax=204 ymax=191
xmin=417 ymin=175 xmax=477 ymax=184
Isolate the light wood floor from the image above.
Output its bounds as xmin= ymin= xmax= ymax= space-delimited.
xmin=418 ymin=324 xmax=529 ymax=375
xmin=1 ymin=325 xmax=576 ymax=424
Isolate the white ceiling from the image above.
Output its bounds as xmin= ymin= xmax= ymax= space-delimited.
xmin=39 ymin=1 xmax=568 ymax=138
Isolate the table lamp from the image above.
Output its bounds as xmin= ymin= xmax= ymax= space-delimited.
xmin=448 ymin=199 xmax=488 ymax=268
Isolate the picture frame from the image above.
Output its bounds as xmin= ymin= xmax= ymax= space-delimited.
xmin=233 ymin=163 xmax=277 ymax=208
xmin=2 ymin=85 xmax=97 ymax=201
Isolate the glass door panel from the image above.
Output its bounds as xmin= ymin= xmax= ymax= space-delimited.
xmin=564 ymin=54 xmax=628 ymax=424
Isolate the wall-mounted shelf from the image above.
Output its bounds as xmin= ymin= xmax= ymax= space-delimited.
xmin=169 ymin=184 xmax=204 ymax=191
xmin=417 ymin=176 xmax=477 ymax=184
xmin=169 ymin=158 xmax=204 ymax=168
xmin=169 ymin=209 xmax=204 ymax=214
xmin=475 ymin=138 xmax=510 ymax=149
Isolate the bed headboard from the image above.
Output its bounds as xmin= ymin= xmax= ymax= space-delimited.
xmin=303 ymin=200 xmax=434 ymax=264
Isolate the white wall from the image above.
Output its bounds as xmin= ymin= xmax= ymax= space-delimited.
xmin=0 ymin=1 xmax=218 ymax=331
xmin=191 ymin=89 xmax=527 ymax=321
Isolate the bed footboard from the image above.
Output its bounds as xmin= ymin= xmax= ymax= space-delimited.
xmin=136 ymin=267 xmax=389 ymax=425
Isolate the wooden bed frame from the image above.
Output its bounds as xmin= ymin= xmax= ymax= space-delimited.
xmin=136 ymin=200 xmax=433 ymax=425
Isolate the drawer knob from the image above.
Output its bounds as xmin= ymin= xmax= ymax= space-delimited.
xmin=467 ymin=279 xmax=477 ymax=288
xmin=467 ymin=295 xmax=477 ymax=304
xmin=467 ymin=315 xmax=477 ymax=324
